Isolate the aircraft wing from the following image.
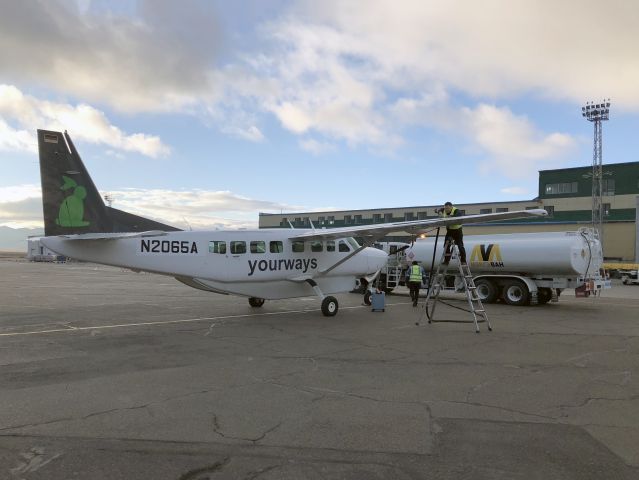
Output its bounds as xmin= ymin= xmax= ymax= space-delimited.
xmin=58 ymin=230 xmax=168 ymax=240
xmin=288 ymin=209 xmax=548 ymax=242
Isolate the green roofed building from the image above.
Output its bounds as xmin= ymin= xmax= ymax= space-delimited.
xmin=259 ymin=162 xmax=639 ymax=262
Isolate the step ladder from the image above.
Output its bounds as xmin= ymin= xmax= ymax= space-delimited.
xmin=417 ymin=240 xmax=492 ymax=333
xmin=385 ymin=265 xmax=403 ymax=289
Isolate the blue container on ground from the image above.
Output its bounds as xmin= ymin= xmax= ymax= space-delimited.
xmin=371 ymin=291 xmax=385 ymax=312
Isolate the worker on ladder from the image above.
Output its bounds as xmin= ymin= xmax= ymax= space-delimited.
xmin=408 ymin=260 xmax=425 ymax=307
xmin=438 ymin=201 xmax=467 ymax=265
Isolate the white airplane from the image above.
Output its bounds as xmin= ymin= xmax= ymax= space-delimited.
xmin=37 ymin=130 xmax=548 ymax=316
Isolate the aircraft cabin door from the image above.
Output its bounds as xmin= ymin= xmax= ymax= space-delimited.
xmin=227 ymin=240 xmax=248 ymax=282
xmin=207 ymin=240 xmax=229 ymax=281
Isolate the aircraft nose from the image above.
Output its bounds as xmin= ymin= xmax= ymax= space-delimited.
xmin=367 ymin=247 xmax=388 ymax=271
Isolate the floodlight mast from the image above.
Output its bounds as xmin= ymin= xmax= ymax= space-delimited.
xmin=581 ymin=99 xmax=610 ymax=252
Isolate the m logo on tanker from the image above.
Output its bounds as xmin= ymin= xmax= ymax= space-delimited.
xmin=470 ymin=244 xmax=504 ymax=267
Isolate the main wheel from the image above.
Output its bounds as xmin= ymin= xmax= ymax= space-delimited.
xmin=363 ymin=290 xmax=372 ymax=305
xmin=501 ymin=280 xmax=530 ymax=306
xmin=537 ymin=287 xmax=552 ymax=305
xmin=474 ymin=278 xmax=497 ymax=303
xmin=321 ymin=296 xmax=339 ymax=316
xmin=248 ymin=297 xmax=265 ymax=307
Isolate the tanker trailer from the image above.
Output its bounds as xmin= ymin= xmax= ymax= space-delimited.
xmin=405 ymin=228 xmax=609 ymax=306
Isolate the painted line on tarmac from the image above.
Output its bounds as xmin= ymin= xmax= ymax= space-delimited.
xmin=0 ymin=301 xmax=413 ymax=337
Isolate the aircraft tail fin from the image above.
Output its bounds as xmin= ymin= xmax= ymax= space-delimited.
xmin=38 ymin=130 xmax=112 ymax=236
xmin=38 ymin=130 xmax=179 ymax=236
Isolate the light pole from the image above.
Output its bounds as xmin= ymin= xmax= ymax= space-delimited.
xmin=581 ymin=99 xmax=610 ymax=251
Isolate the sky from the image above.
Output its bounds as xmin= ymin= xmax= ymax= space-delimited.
xmin=1 ymin=0 xmax=638 ymax=231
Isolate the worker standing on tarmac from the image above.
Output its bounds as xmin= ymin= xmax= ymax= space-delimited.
xmin=408 ymin=260 xmax=425 ymax=307
xmin=438 ymin=201 xmax=467 ymax=265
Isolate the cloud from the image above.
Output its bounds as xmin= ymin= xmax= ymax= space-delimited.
xmin=298 ymin=0 xmax=639 ymax=109
xmin=299 ymin=138 xmax=336 ymax=155
xmin=0 ymin=183 xmax=316 ymax=230
xmin=2 ymin=0 xmax=636 ymax=157
xmin=0 ymin=85 xmax=170 ymax=157
xmin=391 ymin=96 xmax=577 ymax=178
xmin=107 ymin=188 xmax=306 ymax=230
xmin=0 ymin=198 xmax=43 ymax=229
xmin=0 ymin=0 xmax=221 ymax=113
xmin=463 ymin=104 xmax=577 ymax=178
xmin=0 ymin=118 xmax=36 ymax=153
xmin=500 ymin=186 xmax=529 ymax=196
xmin=220 ymin=124 xmax=264 ymax=143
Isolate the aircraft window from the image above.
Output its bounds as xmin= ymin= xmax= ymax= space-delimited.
xmin=270 ymin=241 xmax=283 ymax=253
xmin=326 ymin=240 xmax=335 ymax=252
xmin=292 ymin=240 xmax=304 ymax=253
xmin=347 ymin=237 xmax=360 ymax=249
xmin=338 ymin=240 xmax=350 ymax=252
xmin=311 ymin=241 xmax=323 ymax=252
xmin=250 ymin=241 xmax=265 ymax=254
xmin=209 ymin=241 xmax=226 ymax=254
xmin=230 ymin=241 xmax=246 ymax=254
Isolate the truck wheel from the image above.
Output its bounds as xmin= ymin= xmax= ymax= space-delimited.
xmin=474 ymin=279 xmax=497 ymax=303
xmin=537 ymin=288 xmax=552 ymax=305
xmin=363 ymin=290 xmax=372 ymax=305
xmin=248 ymin=297 xmax=265 ymax=307
xmin=501 ymin=280 xmax=530 ymax=306
xmin=321 ymin=296 xmax=339 ymax=316
xmin=622 ymin=276 xmax=629 ymax=285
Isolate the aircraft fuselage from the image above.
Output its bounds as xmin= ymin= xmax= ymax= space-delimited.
xmin=42 ymin=229 xmax=388 ymax=300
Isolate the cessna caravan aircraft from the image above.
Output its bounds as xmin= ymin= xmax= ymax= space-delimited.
xmin=37 ymin=130 xmax=547 ymax=316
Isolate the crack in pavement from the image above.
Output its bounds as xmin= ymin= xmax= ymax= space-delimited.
xmin=211 ymin=414 xmax=283 ymax=444
xmin=432 ymin=399 xmax=558 ymax=421
xmin=242 ymin=463 xmax=283 ymax=479
xmin=557 ymin=394 xmax=639 ymax=413
xmin=0 ymin=388 xmax=223 ymax=433
xmin=178 ymin=456 xmax=230 ymax=480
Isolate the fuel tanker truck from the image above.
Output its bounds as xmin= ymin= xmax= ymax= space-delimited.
xmin=404 ymin=228 xmax=609 ymax=306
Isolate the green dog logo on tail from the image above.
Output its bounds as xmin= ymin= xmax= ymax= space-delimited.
xmin=56 ymin=175 xmax=90 ymax=227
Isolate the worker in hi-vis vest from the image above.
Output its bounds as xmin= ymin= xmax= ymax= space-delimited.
xmin=437 ymin=201 xmax=467 ymax=265
xmin=407 ymin=260 xmax=425 ymax=307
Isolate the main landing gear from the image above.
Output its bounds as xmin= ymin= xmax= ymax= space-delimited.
xmin=321 ymin=296 xmax=339 ymax=316
xmin=248 ymin=297 xmax=265 ymax=307
xmin=305 ymin=279 xmax=339 ymax=317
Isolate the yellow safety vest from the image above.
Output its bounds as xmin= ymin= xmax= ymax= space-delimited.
xmin=409 ymin=265 xmax=422 ymax=283
xmin=444 ymin=206 xmax=462 ymax=230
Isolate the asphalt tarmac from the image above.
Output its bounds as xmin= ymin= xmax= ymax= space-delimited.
xmin=1 ymin=260 xmax=638 ymax=479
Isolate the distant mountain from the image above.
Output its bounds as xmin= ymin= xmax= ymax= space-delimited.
xmin=0 ymin=226 xmax=44 ymax=252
